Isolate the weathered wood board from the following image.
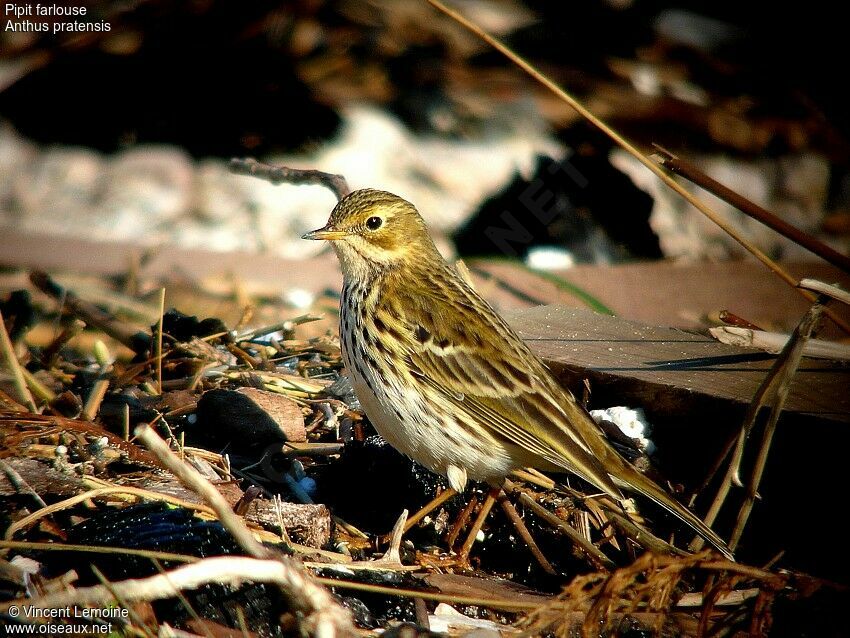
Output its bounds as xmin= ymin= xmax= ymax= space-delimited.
xmin=505 ymin=305 xmax=849 ymax=425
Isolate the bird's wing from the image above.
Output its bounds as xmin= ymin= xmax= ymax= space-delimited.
xmin=388 ymin=277 xmax=732 ymax=560
xmin=387 ymin=281 xmax=625 ymax=500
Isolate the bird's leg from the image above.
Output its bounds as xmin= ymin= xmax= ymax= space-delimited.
xmin=446 ymin=494 xmax=479 ymax=548
xmin=455 ymin=487 xmax=499 ymax=568
xmin=403 ymin=487 xmax=458 ymax=534
xmin=498 ymin=493 xmax=558 ymax=575
xmin=379 ymin=487 xmax=458 ymax=544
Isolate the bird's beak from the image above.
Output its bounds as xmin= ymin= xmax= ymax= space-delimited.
xmin=302 ymin=226 xmax=348 ymax=241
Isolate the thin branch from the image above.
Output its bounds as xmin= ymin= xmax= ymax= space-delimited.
xmin=0 ymin=412 xmax=161 ymax=469
xmin=654 ymin=146 xmax=850 ymax=275
xmin=0 ymin=459 xmax=47 ymax=508
xmin=401 ymin=487 xmax=457 ymax=534
xmin=709 ymin=326 xmax=850 ymax=361
xmin=229 ymin=158 xmax=351 ymax=201
xmin=499 ymin=493 xmax=557 ymax=575
xmin=506 ymin=483 xmax=615 ymax=571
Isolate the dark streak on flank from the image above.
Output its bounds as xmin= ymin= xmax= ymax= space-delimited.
xmin=364 ymin=351 xmax=381 ymax=374
xmin=448 ymin=360 xmax=476 ymax=386
xmin=361 ymin=324 xmax=373 ymax=346
xmin=373 ymin=337 xmax=391 ymax=356
xmin=373 ymin=316 xmax=387 ymax=334
xmin=374 ymin=311 xmax=406 ymax=342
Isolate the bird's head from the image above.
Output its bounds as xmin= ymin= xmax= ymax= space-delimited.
xmin=303 ymin=189 xmax=439 ymax=278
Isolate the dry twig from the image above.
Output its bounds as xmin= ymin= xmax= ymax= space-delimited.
xmin=229 ymin=158 xmax=350 ymax=201
xmin=798 ymin=279 xmax=850 ymax=306
xmin=518 ymin=552 xmax=784 ymax=638
xmin=29 ymin=271 xmax=151 ymax=353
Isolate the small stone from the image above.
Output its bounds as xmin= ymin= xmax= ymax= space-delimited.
xmin=237 ymin=387 xmax=307 ymax=443
xmin=191 ymin=388 xmax=306 ymax=455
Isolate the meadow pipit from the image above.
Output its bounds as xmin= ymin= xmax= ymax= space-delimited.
xmin=304 ymin=188 xmax=731 ymax=559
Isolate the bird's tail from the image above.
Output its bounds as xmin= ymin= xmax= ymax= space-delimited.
xmin=612 ymin=459 xmax=733 ymax=561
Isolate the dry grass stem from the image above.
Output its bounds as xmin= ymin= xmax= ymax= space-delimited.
xmin=20 ymin=367 xmax=55 ymax=404
xmin=0 ymin=539 xmax=199 ymax=564
xmin=156 ymin=287 xmax=165 ymax=395
xmin=728 ymin=302 xmax=826 ymax=550
xmin=695 ymin=302 xmax=826 ymax=552
xmin=4 ymin=485 xmax=217 ymax=540
xmin=0 ymin=310 xmax=37 ymax=412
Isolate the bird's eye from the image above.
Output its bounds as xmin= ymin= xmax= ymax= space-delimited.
xmin=365 ymin=216 xmax=383 ymax=230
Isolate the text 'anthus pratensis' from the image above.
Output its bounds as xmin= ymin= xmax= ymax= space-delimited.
xmin=304 ymin=188 xmax=732 ymax=559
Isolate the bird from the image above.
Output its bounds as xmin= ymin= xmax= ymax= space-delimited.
xmin=303 ymin=188 xmax=732 ymax=560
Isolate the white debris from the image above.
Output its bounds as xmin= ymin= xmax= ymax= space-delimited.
xmin=428 ymin=603 xmax=514 ymax=636
xmin=526 ymin=245 xmax=575 ymax=270
xmin=590 ymin=405 xmax=655 ymax=454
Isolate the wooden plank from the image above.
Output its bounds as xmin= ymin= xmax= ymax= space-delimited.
xmin=475 ymin=259 xmax=850 ymax=334
xmin=505 ymin=305 xmax=850 ymax=424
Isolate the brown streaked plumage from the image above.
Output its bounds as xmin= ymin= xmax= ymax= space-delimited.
xmin=304 ymin=188 xmax=732 ymax=560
